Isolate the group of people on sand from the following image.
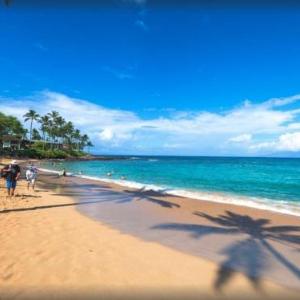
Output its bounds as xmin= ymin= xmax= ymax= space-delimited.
xmin=0 ymin=160 xmax=38 ymax=197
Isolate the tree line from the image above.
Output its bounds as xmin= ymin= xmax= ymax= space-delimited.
xmin=23 ymin=109 xmax=93 ymax=151
xmin=0 ymin=112 xmax=25 ymax=137
xmin=0 ymin=110 xmax=93 ymax=154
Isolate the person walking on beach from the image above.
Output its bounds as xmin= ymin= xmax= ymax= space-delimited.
xmin=26 ymin=165 xmax=38 ymax=191
xmin=0 ymin=160 xmax=21 ymax=197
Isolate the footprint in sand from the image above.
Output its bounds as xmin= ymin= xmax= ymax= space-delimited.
xmin=2 ymin=263 xmax=15 ymax=281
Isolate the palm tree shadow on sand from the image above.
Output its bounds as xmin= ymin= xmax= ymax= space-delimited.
xmin=121 ymin=187 xmax=180 ymax=208
xmin=152 ymin=210 xmax=300 ymax=291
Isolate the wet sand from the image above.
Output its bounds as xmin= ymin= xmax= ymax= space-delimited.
xmin=37 ymin=172 xmax=300 ymax=289
xmin=0 ymin=158 xmax=299 ymax=299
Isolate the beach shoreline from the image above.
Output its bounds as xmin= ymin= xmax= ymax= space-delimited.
xmin=37 ymin=167 xmax=300 ymax=288
xmin=0 ymin=154 xmax=130 ymax=162
xmin=1 ymin=158 xmax=300 ymax=299
xmin=6 ymin=155 xmax=300 ymax=217
xmin=38 ymin=161 xmax=300 ymax=218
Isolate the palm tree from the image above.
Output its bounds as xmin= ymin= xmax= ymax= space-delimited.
xmin=47 ymin=111 xmax=59 ymax=120
xmin=54 ymin=116 xmax=66 ymax=146
xmin=86 ymin=140 xmax=93 ymax=153
xmin=47 ymin=111 xmax=60 ymax=148
xmin=32 ymin=128 xmax=42 ymax=140
xmin=39 ymin=115 xmax=50 ymax=141
xmin=23 ymin=109 xmax=40 ymax=141
xmin=21 ymin=109 xmax=93 ymax=155
xmin=80 ymin=134 xmax=89 ymax=150
xmin=22 ymin=128 xmax=29 ymax=140
xmin=63 ymin=121 xmax=75 ymax=150
xmin=72 ymin=129 xmax=81 ymax=150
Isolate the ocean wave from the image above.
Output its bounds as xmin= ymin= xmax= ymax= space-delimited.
xmin=38 ymin=168 xmax=61 ymax=174
xmin=39 ymin=167 xmax=300 ymax=217
xmin=38 ymin=168 xmax=72 ymax=176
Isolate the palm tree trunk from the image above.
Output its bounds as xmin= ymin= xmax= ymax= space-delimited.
xmin=30 ymin=119 xmax=33 ymax=141
xmin=261 ymin=239 xmax=300 ymax=279
xmin=42 ymin=131 xmax=45 ymax=150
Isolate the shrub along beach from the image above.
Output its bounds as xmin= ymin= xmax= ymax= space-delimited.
xmin=0 ymin=110 xmax=93 ymax=159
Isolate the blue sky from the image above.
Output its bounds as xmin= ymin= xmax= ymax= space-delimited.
xmin=1 ymin=1 xmax=300 ymax=156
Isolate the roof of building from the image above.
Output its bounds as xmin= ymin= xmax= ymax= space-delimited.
xmin=0 ymin=135 xmax=23 ymax=141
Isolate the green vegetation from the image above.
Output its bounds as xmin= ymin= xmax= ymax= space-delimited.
xmin=0 ymin=110 xmax=93 ymax=159
xmin=23 ymin=109 xmax=40 ymax=141
xmin=0 ymin=112 xmax=26 ymax=137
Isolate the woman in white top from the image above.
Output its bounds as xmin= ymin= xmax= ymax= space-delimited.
xmin=26 ymin=166 xmax=38 ymax=191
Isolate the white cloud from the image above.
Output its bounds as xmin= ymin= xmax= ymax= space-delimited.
xmin=1 ymin=91 xmax=300 ymax=155
xmin=99 ymin=128 xmax=114 ymax=141
xmin=229 ymin=134 xmax=252 ymax=143
xmin=252 ymin=132 xmax=300 ymax=152
xmin=277 ymin=132 xmax=300 ymax=151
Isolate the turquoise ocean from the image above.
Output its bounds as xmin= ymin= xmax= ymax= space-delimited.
xmin=41 ymin=156 xmax=300 ymax=217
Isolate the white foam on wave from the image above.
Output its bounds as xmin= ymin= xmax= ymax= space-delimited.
xmin=38 ymin=168 xmax=72 ymax=176
xmin=40 ymin=167 xmax=300 ymax=217
xmin=38 ymin=168 xmax=60 ymax=174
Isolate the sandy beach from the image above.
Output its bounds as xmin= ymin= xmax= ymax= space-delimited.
xmin=0 ymin=158 xmax=299 ymax=300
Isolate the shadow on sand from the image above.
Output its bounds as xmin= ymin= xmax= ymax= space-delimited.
xmin=16 ymin=194 xmax=42 ymax=199
xmin=121 ymin=188 xmax=180 ymax=208
xmin=14 ymin=173 xmax=300 ymax=292
xmin=152 ymin=210 xmax=300 ymax=291
xmin=0 ymin=199 xmax=110 ymax=214
xmin=38 ymin=176 xmax=181 ymax=209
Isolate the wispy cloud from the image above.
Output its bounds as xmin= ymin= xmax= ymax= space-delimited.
xmin=34 ymin=42 xmax=48 ymax=51
xmin=1 ymin=91 xmax=300 ymax=155
xmin=135 ymin=19 xmax=149 ymax=31
xmin=102 ymin=66 xmax=134 ymax=80
xmin=135 ymin=5 xmax=149 ymax=31
xmin=123 ymin=0 xmax=147 ymax=5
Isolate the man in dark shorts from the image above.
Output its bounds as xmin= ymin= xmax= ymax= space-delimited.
xmin=1 ymin=160 xmax=21 ymax=197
